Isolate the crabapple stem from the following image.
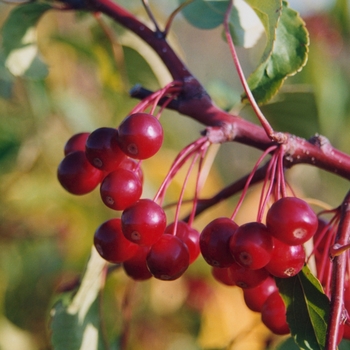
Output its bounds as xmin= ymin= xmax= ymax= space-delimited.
xmin=141 ymin=0 xmax=162 ymax=35
xmin=326 ymin=190 xmax=350 ymax=349
xmin=330 ymin=243 xmax=350 ymax=257
xmin=223 ymin=1 xmax=287 ymax=144
xmin=163 ymin=0 xmax=194 ymax=37
xmin=230 ymin=145 xmax=277 ymax=221
xmin=171 ymin=150 xmax=202 ymax=233
xmin=256 ymin=149 xmax=280 ymax=222
xmin=188 ymin=144 xmax=209 ymax=226
xmin=153 ymin=137 xmax=208 ymax=204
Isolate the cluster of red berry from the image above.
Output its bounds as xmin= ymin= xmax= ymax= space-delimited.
xmin=57 ymin=112 xmax=162 ymax=196
xmin=57 ymin=110 xmax=202 ymax=281
xmin=203 ymin=196 xmax=318 ymax=335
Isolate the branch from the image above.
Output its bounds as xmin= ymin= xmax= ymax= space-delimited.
xmin=326 ymin=191 xmax=350 ymax=349
xmin=83 ymin=0 xmax=350 ymax=181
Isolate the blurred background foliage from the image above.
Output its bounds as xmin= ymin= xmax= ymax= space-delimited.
xmin=0 ymin=0 xmax=350 ymax=349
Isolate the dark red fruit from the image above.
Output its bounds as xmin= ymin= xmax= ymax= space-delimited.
xmin=146 ymin=234 xmax=189 ymax=280
xmin=212 ymin=263 xmax=269 ymax=289
xmin=165 ymin=221 xmax=200 ymax=263
xmin=118 ymin=157 xmax=144 ymax=183
xmin=121 ymin=199 xmax=167 ymax=246
xmin=94 ymin=218 xmax=139 ymax=263
xmin=57 ymin=151 xmax=103 ymax=195
xmin=243 ymin=276 xmax=278 ymax=312
xmin=200 ymin=217 xmax=238 ymax=268
xmin=64 ymin=132 xmax=90 ymax=155
xmin=211 ymin=266 xmax=236 ymax=286
xmin=100 ymin=168 xmax=142 ymax=210
xmin=117 ymin=113 xmax=164 ymax=159
xmin=266 ymin=197 xmax=318 ymax=245
xmin=85 ymin=127 xmax=126 ymax=172
xmin=229 ymin=222 xmax=273 ymax=270
xmin=123 ymin=245 xmax=152 ymax=281
xmin=261 ymin=291 xmax=290 ymax=335
xmin=265 ymin=238 xmax=305 ymax=278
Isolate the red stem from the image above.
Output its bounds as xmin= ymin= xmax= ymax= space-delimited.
xmin=326 ymin=190 xmax=350 ymax=349
xmin=172 ymin=150 xmax=201 ymax=233
xmin=230 ymin=145 xmax=277 ymax=221
xmin=256 ymin=149 xmax=280 ymax=222
xmin=223 ymin=1 xmax=285 ymax=143
xmin=188 ymin=145 xmax=209 ymax=226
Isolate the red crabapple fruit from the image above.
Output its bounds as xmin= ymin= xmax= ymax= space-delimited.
xmin=266 ymin=197 xmax=318 ymax=245
xmin=117 ymin=113 xmax=164 ymax=159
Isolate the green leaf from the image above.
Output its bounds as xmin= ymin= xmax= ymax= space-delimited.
xmin=259 ymin=85 xmax=319 ymax=138
xmin=1 ymin=3 xmax=52 ymax=79
xmin=1 ymin=3 xmax=52 ymax=56
xmin=244 ymin=0 xmax=282 ymax=62
xmin=0 ymin=48 xmax=14 ymax=98
xmin=244 ymin=1 xmax=309 ymax=104
xmin=50 ymin=247 xmax=108 ymax=350
xmin=276 ymin=337 xmax=300 ymax=350
xmin=276 ymin=265 xmax=330 ymax=350
xmin=227 ymin=0 xmax=265 ymax=48
xmin=179 ymin=0 xmax=230 ymax=30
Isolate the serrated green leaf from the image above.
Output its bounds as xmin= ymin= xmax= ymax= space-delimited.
xmin=1 ymin=3 xmax=51 ymax=79
xmin=243 ymin=1 xmax=309 ymax=104
xmin=276 ymin=265 xmax=330 ymax=350
xmin=50 ymin=247 xmax=108 ymax=350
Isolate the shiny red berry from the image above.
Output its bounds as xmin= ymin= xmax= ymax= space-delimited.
xmin=146 ymin=234 xmax=189 ymax=280
xmin=85 ymin=127 xmax=126 ymax=172
xmin=94 ymin=218 xmax=139 ymax=263
xmin=266 ymin=197 xmax=318 ymax=245
xmin=123 ymin=245 xmax=152 ymax=281
xmin=211 ymin=266 xmax=236 ymax=286
xmin=121 ymin=199 xmax=166 ymax=246
xmin=100 ymin=168 xmax=142 ymax=210
xmin=57 ymin=151 xmax=103 ymax=195
xmin=117 ymin=113 xmax=163 ymax=159
xmin=265 ymin=238 xmax=305 ymax=278
xmin=64 ymin=132 xmax=90 ymax=155
xmin=229 ymin=222 xmax=273 ymax=270
xmin=212 ymin=263 xmax=269 ymax=289
xmin=261 ymin=291 xmax=290 ymax=335
xmin=165 ymin=221 xmax=200 ymax=263
xmin=243 ymin=276 xmax=278 ymax=312
xmin=117 ymin=157 xmax=144 ymax=184
xmin=200 ymin=217 xmax=238 ymax=268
